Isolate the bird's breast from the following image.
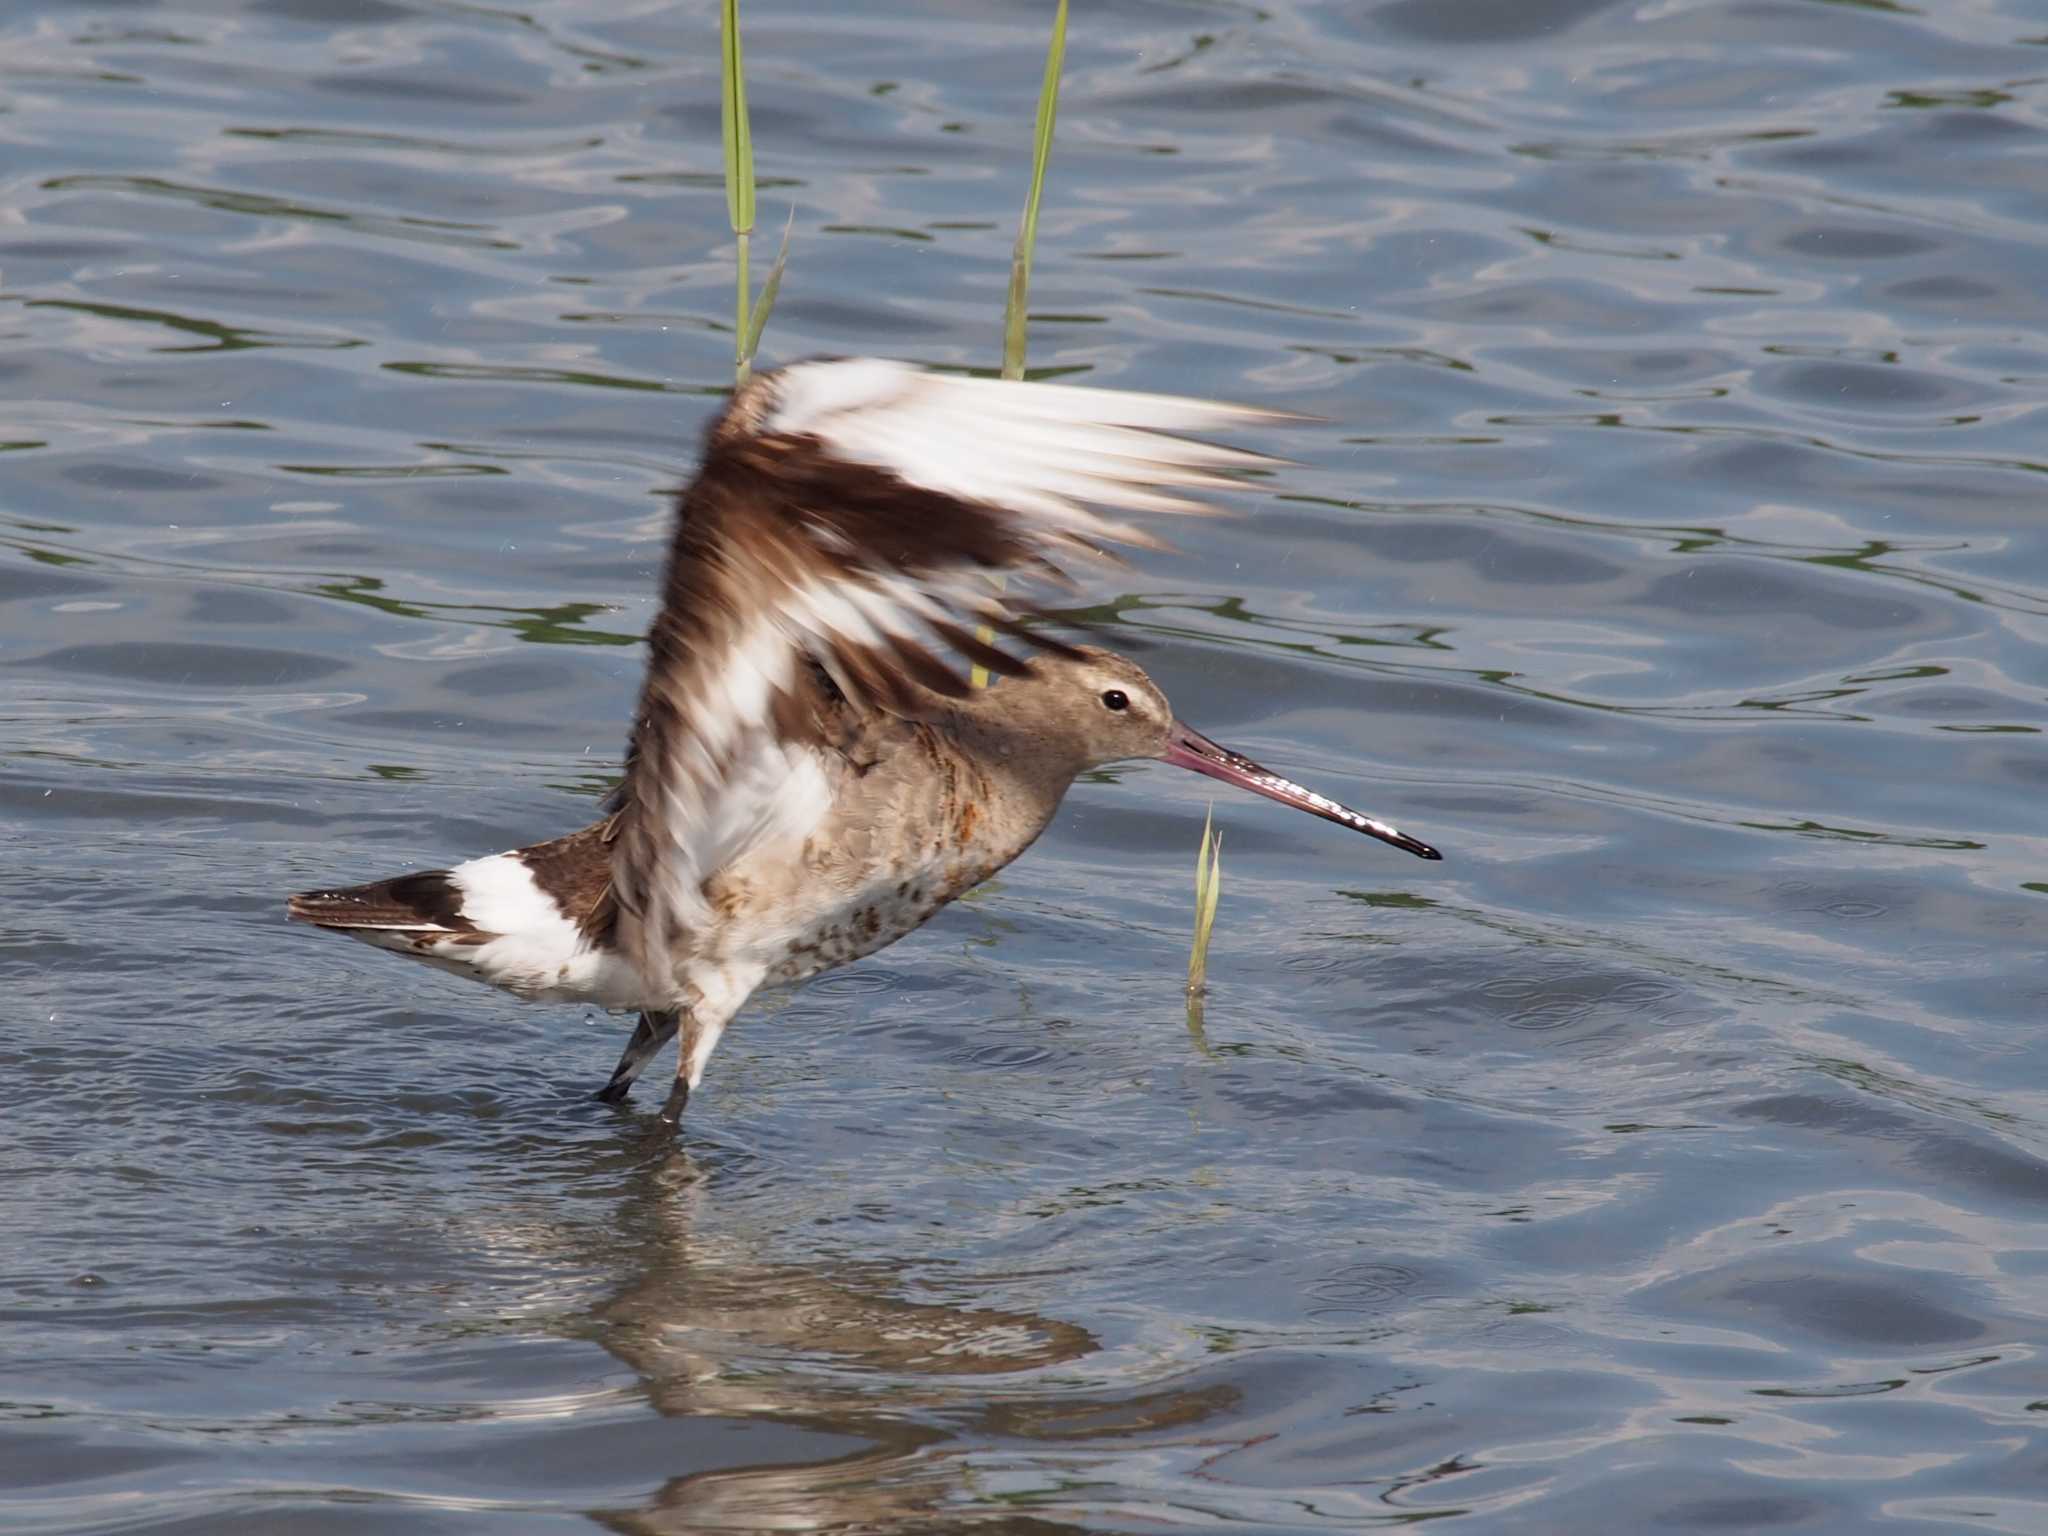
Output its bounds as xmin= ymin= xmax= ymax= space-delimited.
xmin=703 ymin=726 xmax=1059 ymax=989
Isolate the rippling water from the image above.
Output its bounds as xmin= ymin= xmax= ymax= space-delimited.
xmin=7 ymin=0 xmax=2048 ymax=1530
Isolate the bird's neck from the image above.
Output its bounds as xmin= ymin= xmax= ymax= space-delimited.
xmin=938 ymin=683 xmax=1092 ymax=786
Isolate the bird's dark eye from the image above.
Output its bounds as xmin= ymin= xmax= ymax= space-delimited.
xmin=1101 ymin=689 xmax=1129 ymax=712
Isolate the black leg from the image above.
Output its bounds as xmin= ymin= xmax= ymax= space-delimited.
xmin=658 ymin=1075 xmax=689 ymax=1126
xmin=595 ymin=1011 xmax=679 ymax=1103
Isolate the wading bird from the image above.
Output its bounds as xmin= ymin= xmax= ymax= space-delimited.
xmin=288 ymin=359 xmax=1439 ymax=1124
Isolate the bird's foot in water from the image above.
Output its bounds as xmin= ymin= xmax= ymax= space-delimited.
xmin=594 ymin=1011 xmax=681 ymax=1105
xmin=658 ymin=1077 xmax=689 ymax=1127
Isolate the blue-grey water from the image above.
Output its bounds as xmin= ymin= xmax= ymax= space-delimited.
xmin=7 ymin=1 xmax=2048 ymax=1530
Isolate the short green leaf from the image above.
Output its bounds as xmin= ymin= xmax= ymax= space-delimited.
xmin=1188 ymin=804 xmax=1223 ymax=993
xmin=741 ymin=206 xmax=793 ymax=375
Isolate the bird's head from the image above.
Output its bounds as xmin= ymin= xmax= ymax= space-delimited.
xmin=1006 ymin=646 xmax=1441 ymax=860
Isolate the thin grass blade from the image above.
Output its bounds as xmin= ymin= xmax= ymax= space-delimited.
xmin=1001 ymin=0 xmax=1068 ymax=383
xmin=977 ymin=0 xmax=1068 ymax=684
xmin=740 ymin=205 xmax=793 ymax=375
xmin=721 ymin=0 xmax=757 ymax=380
xmin=720 ymin=0 xmax=755 ymax=238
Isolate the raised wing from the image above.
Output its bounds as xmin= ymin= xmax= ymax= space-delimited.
xmin=609 ymin=357 xmax=1284 ymax=985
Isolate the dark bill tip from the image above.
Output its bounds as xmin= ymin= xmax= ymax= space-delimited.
xmin=1161 ymin=721 xmax=1441 ymax=861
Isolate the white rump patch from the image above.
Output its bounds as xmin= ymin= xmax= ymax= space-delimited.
xmin=450 ymin=853 xmax=568 ymax=937
xmin=433 ymin=853 xmax=645 ymax=1006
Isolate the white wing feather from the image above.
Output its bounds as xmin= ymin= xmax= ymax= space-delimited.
xmin=612 ymin=359 xmax=1283 ymax=987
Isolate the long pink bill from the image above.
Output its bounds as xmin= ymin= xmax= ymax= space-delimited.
xmin=1161 ymin=721 xmax=1441 ymax=861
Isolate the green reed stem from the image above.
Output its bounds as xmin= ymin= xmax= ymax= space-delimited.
xmin=975 ymin=0 xmax=1068 ymax=687
xmin=1002 ymin=0 xmax=1067 ymax=383
xmin=722 ymin=0 xmax=784 ymax=383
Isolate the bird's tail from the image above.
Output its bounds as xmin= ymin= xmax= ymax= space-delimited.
xmin=287 ymin=869 xmax=483 ymax=942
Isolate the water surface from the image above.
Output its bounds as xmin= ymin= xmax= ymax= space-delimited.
xmin=7 ymin=0 xmax=2048 ymax=1530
